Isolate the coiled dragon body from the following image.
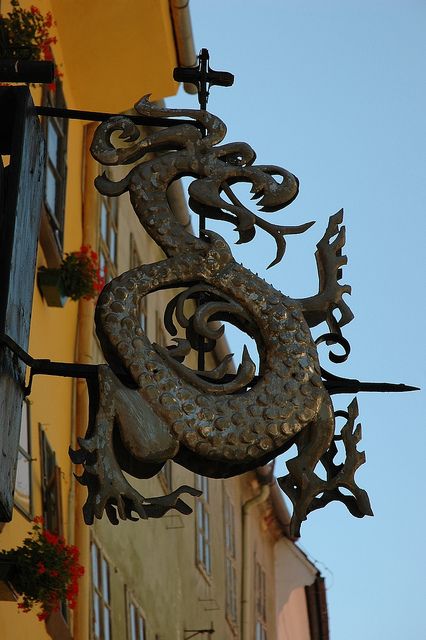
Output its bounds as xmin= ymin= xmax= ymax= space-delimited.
xmin=72 ymin=97 xmax=372 ymax=535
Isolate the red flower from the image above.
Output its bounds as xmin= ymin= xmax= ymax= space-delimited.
xmin=2 ymin=518 xmax=85 ymax=622
xmin=43 ymin=530 xmax=59 ymax=546
xmin=43 ymin=47 xmax=54 ymax=61
xmin=2 ymin=0 xmax=60 ymax=90
xmin=37 ymin=611 xmax=49 ymax=622
xmin=68 ymin=544 xmax=79 ymax=558
xmin=58 ymin=245 xmax=105 ymax=301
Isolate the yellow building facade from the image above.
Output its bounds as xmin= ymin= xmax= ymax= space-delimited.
xmin=0 ymin=2 xmax=328 ymax=639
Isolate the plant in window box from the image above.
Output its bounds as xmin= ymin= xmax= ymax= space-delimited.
xmin=0 ymin=0 xmax=60 ymax=86
xmin=38 ymin=245 xmax=105 ymax=307
xmin=0 ymin=516 xmax=84 ymax=621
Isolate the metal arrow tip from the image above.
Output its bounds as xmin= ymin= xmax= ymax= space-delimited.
xmin=358 ymin=382 xmax=420 ymax=393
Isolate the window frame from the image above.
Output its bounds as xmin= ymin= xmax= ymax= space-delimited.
xmin=39 ymin=426 xmax=63 ymax=537
xmin=155 ymin=309 xmax=167 ymax=347
xmin=224 ymin=490 xmax=238 ymax=631
xmin=99 ymin=193 xmax=118 ymax=282
xmin=194 ymin=474 xmax=211 ymax=578
xmin=129 ymin=233 xmax=147 ymax=333
xmin=14 ymin=399 xmax=33 ymax=519
xmin=91 ymin=540 xmax=112 ymax=640
xmin=158 ymin=459 xmax=173 ymax=494
xmin=126 ymin=589 xmax=146 ymax=640
xmin=254 ymin=559 xmax=267 ymax=640
xmin=41 ymin=78 xmax=68 ymax=257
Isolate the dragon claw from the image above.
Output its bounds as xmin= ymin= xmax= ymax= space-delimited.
xmin=68 ymin=446 xmax=86 ymax=464
xmin=72 ymin=387 xmax=202 ymax=525
xmin=279 ymin=398 xmax=373 ymax=536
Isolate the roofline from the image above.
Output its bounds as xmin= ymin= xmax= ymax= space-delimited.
xmin=169 ymin=0 xmax=198 ymax=95
xmin=255 ymin=464 xmax=294 ymax=540
xmin=305 ymin=575 xmax=330 ymax=640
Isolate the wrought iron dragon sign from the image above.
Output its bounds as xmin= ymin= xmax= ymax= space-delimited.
xmin=68 ymin=95 xmax=412 ymax=537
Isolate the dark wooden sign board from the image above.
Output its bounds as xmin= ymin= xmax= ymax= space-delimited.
xmin=0 ymin=87 xmax=45 ymax=521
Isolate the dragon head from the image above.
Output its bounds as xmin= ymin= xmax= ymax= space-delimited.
xmin=188 ymin=150 xmax=312 ymax=267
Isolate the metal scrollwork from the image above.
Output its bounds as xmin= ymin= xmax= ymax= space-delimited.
xmin=67 ymin=94 xmax=413 ymax=537
xmin=157 ymin=284 xmax=258 ymax=394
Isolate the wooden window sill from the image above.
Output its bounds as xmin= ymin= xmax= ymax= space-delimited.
xmin=39 ymin=207 xmax=62 ymax=268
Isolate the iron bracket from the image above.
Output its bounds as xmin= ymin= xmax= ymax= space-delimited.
xmin=34 ymin=106 xmax=202 ymax=130
xmin=0 ymin=332 xmax=98 ymax=396
xmin=183 ymin=622 xmax=215 ymax=639
xmin=0 ymin=332 xmax=417 ymax=398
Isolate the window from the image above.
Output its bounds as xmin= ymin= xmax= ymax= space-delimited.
xmin=158 ymin=460 xmax=172 ymax=493
xmin=255 ymin=561 xmax=267 ymax=640
xmin=91 ymin=541 xmax=112 ymax=640
xmin=195 ymin=474 xmax=211 ymax=575
xmin=224 ymin=491 xmax=237 ymax=628
xmin=39 ymin=428 xmax=69 ymax=620
xmin=129 ymin=233 xmax=140 ymax=270
xmin=14 ymin=400 xmax=32 ymax=517
xmin=39 ymin=427 xmax=63 ymax=536
xmin=155 ymin=310 xmax=166 ymax=347
xmin=129 ymin=234 xmax=146 ymax=332
xmin=100 ymin=194 xmax=118 ymax=281
xmin=42 ymin=80 xmax=68 ymax=251
xmin=127 ymin=594 xmax=146 ymax=640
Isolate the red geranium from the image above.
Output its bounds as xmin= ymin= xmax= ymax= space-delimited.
xmin=0 ymin=517 xmax=84 ymax=622
xmin=39 ymin=244 xmax=105 ymax=302
xmin=60 ymin=245 xmax=105 ymax=301
xmin=0 ymin=1 xmax=57 ymax=62
xmin=0 ymin=0 xmax=62 ymax=89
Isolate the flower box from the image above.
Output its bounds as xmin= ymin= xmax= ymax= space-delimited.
xmin=0 ymin=58 xmax=54 ymax=83
xmin=37 ymin=268 xmax=68 ymax=308
xmin=38 ymin=245 xmax=104 ymax=307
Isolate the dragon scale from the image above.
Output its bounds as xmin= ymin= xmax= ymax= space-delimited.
xmin=73 ymin=96 xmax=371 ymax=534
xmin=96 ymin=236 xmax=328 ymax=465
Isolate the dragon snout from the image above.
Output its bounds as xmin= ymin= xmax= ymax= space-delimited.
xmin=253 ymin=165 xmax=299 ymax=212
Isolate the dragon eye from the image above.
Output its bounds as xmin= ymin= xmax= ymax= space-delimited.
xmin=227 ymin=153 xmax=244 ymax=165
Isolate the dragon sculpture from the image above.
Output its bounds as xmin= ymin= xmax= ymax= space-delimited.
xmin=71 ymin=96 xmax=373 ymax=537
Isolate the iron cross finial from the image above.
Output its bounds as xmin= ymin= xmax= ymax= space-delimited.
xmin=173 ymin=48 xmax=234 ymax=110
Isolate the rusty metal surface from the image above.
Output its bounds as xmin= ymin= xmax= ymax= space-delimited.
xmin=71 ymin=96 xmax=374 ymax=536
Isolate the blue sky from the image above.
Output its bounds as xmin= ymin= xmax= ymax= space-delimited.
xmin=168 ymin=2 xmax=425 ymax=638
